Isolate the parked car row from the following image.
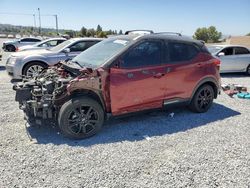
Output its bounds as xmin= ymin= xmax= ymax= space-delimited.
xmin=207 ymin=45 xmax=250 ymax=75
xmin=5 ymin=38 xmax=102 ymax=78
xmin=12 ymin=31 xmax=222 ymax=139
xmin=2 ymin=37 xmax=42 ymax=52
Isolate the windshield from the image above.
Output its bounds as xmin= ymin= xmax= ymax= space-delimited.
xmin=72 ymin=38 xmax=132 ymax=68
xmin=207 ymin=46 xmax=223 ymax=54
xmin=49 ymin=40 xmax=71 ymax=52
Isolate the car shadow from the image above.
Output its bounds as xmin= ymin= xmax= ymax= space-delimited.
xmin=26 ymin=102 xmax=241 ymax=147
xmin=220 ymin=73 xmax=248 ymax=78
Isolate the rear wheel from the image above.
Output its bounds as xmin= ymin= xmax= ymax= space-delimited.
xmin=246 ymin=65 xmax=250 ymax=75
xmin=23 ymin=62 xmax=47 ymax=78
xmin=189 ymin=85 xmax=214 ymax=113
xmin=58 ymin=97 xmax=104 ymax=139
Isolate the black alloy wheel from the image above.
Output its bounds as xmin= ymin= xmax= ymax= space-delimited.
xmin=58 ymin=97 xmax=104 ymax=139
xmin=189 ymin=85 xmax=214 ymax=113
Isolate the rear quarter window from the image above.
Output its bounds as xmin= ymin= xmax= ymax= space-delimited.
xmin=168 ymin=42 xmax=198 ymax=62
xmin=234 ymin=47 xmax=250 ymax=55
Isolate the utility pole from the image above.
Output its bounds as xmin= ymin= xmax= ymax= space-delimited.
xmin=38 ymin=8 xmax=41 ymax=34
xmin=54 ymin=15 xmax=58 ymax=35
xmin=33 ymin=14 xmax=36 ymax=32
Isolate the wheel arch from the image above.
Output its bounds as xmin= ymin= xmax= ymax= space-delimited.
xmin=22 ymin=60 xmax=48 ymax=75
xmin=69 ymin=89 xmax=106 ymax=112
xmin=5 ymin=44 xmax=16 ymax=51
xmin=191 ymin=77 xmax=220 ymax=100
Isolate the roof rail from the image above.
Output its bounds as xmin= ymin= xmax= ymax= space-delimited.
xmin=125 ymin=30 xmax=154 ymax=35
xmin=154 ymin=32 xmax=182 ymax=36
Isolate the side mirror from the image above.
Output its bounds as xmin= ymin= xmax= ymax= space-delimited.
xmin=217 ymin=52 xmax=225 ymax=57
xmin=112 ymin=59 xmax=124 ymax=68
xmin=62 ymin=48 xmax=70 ymax=53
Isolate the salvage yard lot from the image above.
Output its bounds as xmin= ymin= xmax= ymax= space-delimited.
xmin=0 ymin=50 xmax=250 ymax=187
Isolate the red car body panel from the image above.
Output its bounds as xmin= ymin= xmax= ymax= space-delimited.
xmin=105 ymin=52 xmax=220 ymax=116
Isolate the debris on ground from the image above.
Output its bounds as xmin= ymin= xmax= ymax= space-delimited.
xmin=221 ymin=83 xmax=248 ymax=98
xmin=169 ymin=112 xmax=175 ymax=118
xmin=143 ymin=135 xmax=152 ymax=141
xmin=237 ymin=92 xmax=250 ymax=99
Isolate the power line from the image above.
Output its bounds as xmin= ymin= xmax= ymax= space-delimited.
xmin=0 ymin=11 xmax=59 ymax=35
xmin=0 ymin=12 xmax=34 ymax=16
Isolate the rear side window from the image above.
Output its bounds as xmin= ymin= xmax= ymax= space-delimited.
xmin=85 ymin=41 xmax=100 ymax=48
xmin=69 ymin=41 xmax=100 ymax=52
xmin=69 ymin=41 xmax=87 ymax=52
xmin=234 ymin=47 xmax=250 ymax=55
xmin=57 ymin=40 xmax=65 ymax=45
xmin=21 ymin=38 xmax=40 ymax=42
xmin=121 ymin=41 xmax=162 ymax=68
xmin=168 ymin=42 xmax=198 ymax=62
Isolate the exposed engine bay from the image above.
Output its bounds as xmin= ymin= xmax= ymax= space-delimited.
xmin=13 ymin=61 xmax=100 ymax=123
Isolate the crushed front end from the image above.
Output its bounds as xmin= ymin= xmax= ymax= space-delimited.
xmin=13 ymin=65 xmax=74 ymax=123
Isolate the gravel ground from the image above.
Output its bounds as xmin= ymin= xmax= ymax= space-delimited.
xmin=0 ymin=58 xmax=250 ymax=187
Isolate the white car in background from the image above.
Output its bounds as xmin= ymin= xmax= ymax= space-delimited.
xmin=208 ymin=45 xmax=250 ymax=75
xmin=2 ymin=37 xmax=42 ymax=52
xmin=17 ymin=38 xmax=66 ymax=52
xmin=5 ymin=38 xmax=103 ymax=79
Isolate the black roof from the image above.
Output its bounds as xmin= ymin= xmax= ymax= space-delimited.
xmin=140 ymin=33 xmax=204 ymax=46
xmin=110 ymin=33 xmax=204 ymax=48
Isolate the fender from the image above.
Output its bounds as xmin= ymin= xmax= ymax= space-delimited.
xmin=191 ymin=76 xmax=220 ymax=100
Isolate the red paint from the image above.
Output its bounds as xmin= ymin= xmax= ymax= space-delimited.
xmin=100 ymin=52 xmax=220 ymax=116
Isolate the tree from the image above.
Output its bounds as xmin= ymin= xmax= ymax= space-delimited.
xmin=80 ymin=26 xmax=87 ymax=36
xmin=118 ymin=30 xmax=123 ymax=35
xmin=64 ymin=30 xmax=75 ymax=38
xmin=246 ymin=33 xmax=250 ymax=36
xmin=193 ymin=26 xmax=222 ymax=43
xmin=87 ymin=28 xmax=96 ymax=37
xmin=207 ymin=26 xmax=222 ymax=43
xmin=97 ymin=31 xmax=107 ymax=38
xmin=96 ymin=24 xmax=102 ymax=34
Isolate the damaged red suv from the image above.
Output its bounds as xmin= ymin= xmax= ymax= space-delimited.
xmin=14 ymin=32 xmax=221 ymax=139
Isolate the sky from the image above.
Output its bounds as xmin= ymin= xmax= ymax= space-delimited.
xmin=0 ymin=0 xmax=250 ymax=36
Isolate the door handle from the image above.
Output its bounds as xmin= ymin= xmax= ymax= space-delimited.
xmin=165 ymin=67 xmax=172 ymax=73
xmin=153 ymin=72 xmax=165 ymax=78
xmin=197 ymin=63 xmax=203 ymax=68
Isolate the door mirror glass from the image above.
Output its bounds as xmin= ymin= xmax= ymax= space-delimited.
xmin=112 ymin=59 xmax=122 ymax=68
xmin=218 ymin=52 xmax=225 ymax=57
xmin=62 ymin=48 xmax=70 ymax=53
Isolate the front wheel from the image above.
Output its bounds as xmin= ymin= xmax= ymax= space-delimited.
xmin=23 ymin=62 xmax=47 ymax=78
xmin=58 ymin=97 xmax=104 ymax=139
xmin=189 ymin=85 xmax=214 ymax=113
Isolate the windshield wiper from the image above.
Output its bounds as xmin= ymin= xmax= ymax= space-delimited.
xmin=71 ymin=60 xmax=83 ymax=68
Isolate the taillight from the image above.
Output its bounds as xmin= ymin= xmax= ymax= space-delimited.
xmin=15 ymin=47 xmax=19 ymax=52
xmin=213 ymin=58 xmax=221 ymax=67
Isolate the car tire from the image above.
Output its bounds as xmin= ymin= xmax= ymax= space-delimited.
xmin=5 ymin=45 xmax=16 ymax=52
xmin=189 ymin=84 xmax=214 ymax=113
xmin=23 ymin=62 xmax=47 ymax=78
xmin=246 ymin=65 xmax=250 ymax=75
xmin=58 ymin=97 xmax=104 ymax=139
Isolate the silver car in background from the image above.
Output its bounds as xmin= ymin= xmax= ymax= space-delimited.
xmin=6 ymin=38 xmax=103 ymax=79
xmin=17 ymin=38 xmax=66 ymax=52
xmin=208 ymin=45 xmax=250 ymax=75
xmin=2 ymin=37 xmax=42 ymax=52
